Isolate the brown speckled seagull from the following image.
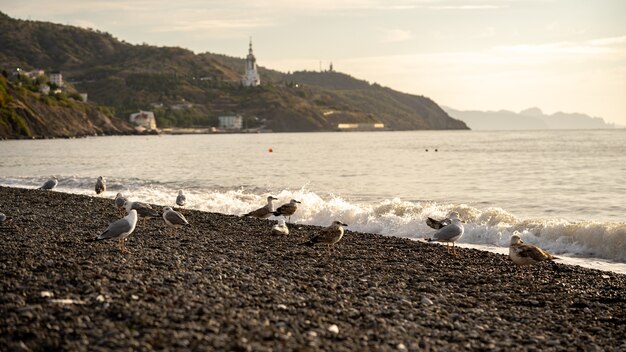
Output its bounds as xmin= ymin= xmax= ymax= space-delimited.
xmin=95 ymin=176 xmax=106 ymax=195
xmin=245 ymin=196 xmax=278 ymax=219
xmin=301 ymin=220 xmax=348 ymax=252
xmin=273 ymin=199 xmax=301 ymax=222
xmin=509 ymin=234 xmax=558 ymax=266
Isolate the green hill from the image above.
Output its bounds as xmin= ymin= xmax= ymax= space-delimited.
xmin=0 ymin=75 xmax=134 ymax=139
xmin=0 ymin=12 xmax=468 ymax=133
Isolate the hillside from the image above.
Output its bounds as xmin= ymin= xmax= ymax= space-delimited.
xmin=444 ymin=106 xmax=614 ymax=130
xmin=0 ymin=12 xmax=468 ymax=134
xmin=0 ymin=75 xmax=134 ymax=139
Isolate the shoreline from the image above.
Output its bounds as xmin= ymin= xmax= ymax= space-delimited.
xmin=1 ymin=186 xmax=624 ymax=350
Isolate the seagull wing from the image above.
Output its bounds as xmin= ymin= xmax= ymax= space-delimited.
xmin=165 ymin=210 xmax=189 ymax=226
xmin=426 ymin=217 xmax=448 ymax=230
xmin=431 ymin=223 xmax=462 ymax=241
xmin=516 ymin=244 xmax=555 ymax=262
xmin=246 ymin=206 xmax=271 ymax=218
xmin=97 ymin=218 xmax=132 ymax=240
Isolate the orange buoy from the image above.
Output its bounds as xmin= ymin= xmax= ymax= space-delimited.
xmin=268 ymin=148 xmax=273 ymax=153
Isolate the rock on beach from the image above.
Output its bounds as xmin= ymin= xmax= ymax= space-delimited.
xmin=0 ymin=186 xmax=624 ymax=351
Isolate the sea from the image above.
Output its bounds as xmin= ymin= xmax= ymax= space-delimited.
xmin=1 ymin=130 xmax=625 ymax=274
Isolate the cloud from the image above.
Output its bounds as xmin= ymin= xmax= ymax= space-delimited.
xmin=379 ymin=29 xmax=413 ymax=43
xmin=151 ymin=18 xmax=273 ymax=33
xmin=427 ymin=5 xmax=502 ymax=10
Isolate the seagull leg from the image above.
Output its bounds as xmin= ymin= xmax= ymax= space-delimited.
xmin=452 ymin=243 xmax=458 ymax=256
xmin=121 ymin=239 xmax=130 ymax=253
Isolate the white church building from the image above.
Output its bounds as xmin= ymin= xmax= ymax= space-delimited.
xmin=241 ymin=40 xmax=260 ymax=87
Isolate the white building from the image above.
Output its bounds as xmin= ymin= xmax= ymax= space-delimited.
xmin=219 ymin=115 xmax=243 ymax=130
xmin=39 ymin=84 xmax=50 ymax=95
xmin=49 ymin=71 xmax=63 ymax=87
xmin=241 ymin=40 xmax=260 ymax=87
xmin=129 ymin=110 xmax=157 ymax=130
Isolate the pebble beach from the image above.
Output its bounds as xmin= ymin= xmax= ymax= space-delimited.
xmin=0 ymin=186 xmax=624 ymax=351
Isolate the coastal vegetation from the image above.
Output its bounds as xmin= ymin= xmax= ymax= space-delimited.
xmin=0 ymin=73 xmax=133 ymax=139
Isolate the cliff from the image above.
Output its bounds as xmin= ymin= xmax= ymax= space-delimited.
xmin=0 ymin=76 xmax=134 ymax=139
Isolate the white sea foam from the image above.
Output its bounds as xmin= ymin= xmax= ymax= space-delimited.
xmin=2 ymin=177 xmax=625 ymax=268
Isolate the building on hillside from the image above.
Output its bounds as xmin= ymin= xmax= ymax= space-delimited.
xmin=337 ymin=123 xmax=385 ymax=131
xmin=79 ymin=93 xmax=88 ymax=102
xmin=26 ymin=69 xmax=45 ymax=79
xmin=49 ymin=71 xmax=64 ymax=87
xmin=241 ymin=39 xmax=260 ymax=87
xmin=39 ymin=84 xmax=50 ymax=95
xmin=219 ymin=115 xmax=243 ymax=130
xmin=129 ymin=110 xmax=157 ymax=130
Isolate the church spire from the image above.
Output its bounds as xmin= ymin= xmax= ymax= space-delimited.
xmin=242 ymin=38 xmax=260 ymax=87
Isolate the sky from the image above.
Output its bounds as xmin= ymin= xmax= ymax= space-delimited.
xmin=2 ymin=0 xmax=625 ymax=125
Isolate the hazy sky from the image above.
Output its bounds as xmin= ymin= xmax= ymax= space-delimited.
xmin=2 ymin=0 xmax=625 ymax=124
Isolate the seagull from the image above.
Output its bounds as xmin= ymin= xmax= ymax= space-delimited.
xmin=124 ymin=200 xmax=160 ymax=227
xmin=176 ymin=190 xmax=187 ymax=207
xmin=162 ymin=206 xmax=190 ymax=234
xmin=426 ymin=212 xmax=464 ymax=255
xmin=95 ymin=176 xmax=106 ymax=195
xmin=244 ymin=196 xmax=278 ymax=219
xmin=95 ymin=209 xmax=138 ymax=253
xmin=301 ymin=221 xmax=348 ymax=252
xmin=114 ymin=193 xmax=128 ymax=216
xmin=39 ymin=177 xmax=58 ymax=190
xmin=509 ymin=234 xmax=558 ymax=266
xmin=271 ymin=219 xmax=289 ymax=235
xmin=426 ymin=211 xmax=460 ymax=230
xmin=273 ymin=199 xmax=301 ymax=222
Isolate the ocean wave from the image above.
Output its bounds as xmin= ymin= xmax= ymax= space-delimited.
xmin=1 ymin=176 xmax=625 ymax=262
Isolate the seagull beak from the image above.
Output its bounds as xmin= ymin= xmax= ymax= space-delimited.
xmin=342 ymin=223 xmax=348 ymax=227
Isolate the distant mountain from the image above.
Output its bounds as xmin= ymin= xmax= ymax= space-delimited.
xmin=444 ymin=106 xmax=614 ymax=130
xmin=0 ymin=12 xmax=468 ymax=135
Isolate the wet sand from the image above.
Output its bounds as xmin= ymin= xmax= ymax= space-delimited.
xmin=0 ymin=186 xmax=624 ymax=351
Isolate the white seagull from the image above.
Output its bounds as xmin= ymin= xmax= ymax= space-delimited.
xmin=426 ymin=212 xmax=464 ymax=255
xmin=95 ymin=209 xmax=138 ymax=253
xmin=162 ymin=206 xmax=190 ymax=234
xmin=271 ymin=219 xmax=289 ymax=235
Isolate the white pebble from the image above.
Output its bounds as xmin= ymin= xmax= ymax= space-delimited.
xmin=327 ymin=324 xmax=339 ymax=334
xmin=421 ymin=296 xmax=434 ymax=305
xmin=40 ymin=291 xmax=54 ymax=298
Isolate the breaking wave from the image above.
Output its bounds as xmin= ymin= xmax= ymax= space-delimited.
xmin=2 ymin=176 xmax=625 ymax=262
